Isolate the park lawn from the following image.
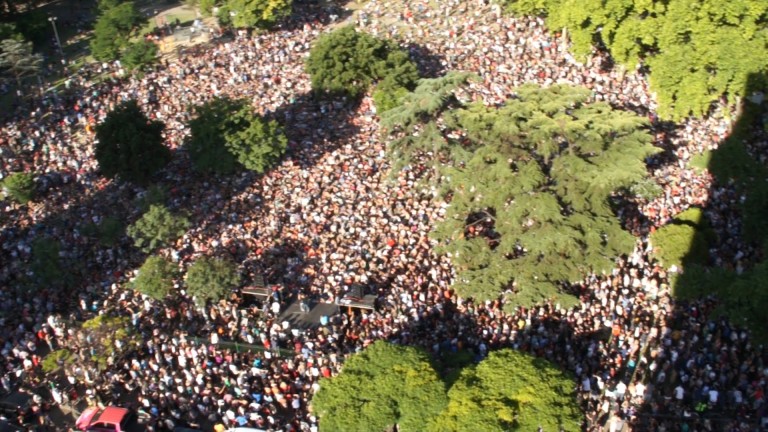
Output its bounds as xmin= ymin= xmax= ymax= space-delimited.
xmin=139 ymin=8 xmax=198 ymax=37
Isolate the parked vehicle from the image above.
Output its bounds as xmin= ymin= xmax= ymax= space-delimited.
xmin=76 ymin=406 xmax=134 ymax=432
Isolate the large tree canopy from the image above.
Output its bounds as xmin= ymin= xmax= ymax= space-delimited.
xmin=95 ymin=100 xmax=170 ymax=184
xmin=90 ymin=0 xmax=143 ymax=62
xmin=0 ymin=172 xmax=36 ymax=204
xmin=217 ymin=0 xmax=292 ymax=29
xmin=132 ymin=255 xmax=178 ymax=300
xmin=429 ymin=349 xmax=581 ymax=431
xmin=312 ymin=341 xmax=448 ymax=432
xmin=306 ymin=25 xmax=419 ymax=98
xmin=127 ymin=204 xmax=190 ymax=253
xmin=223 ymin=103 xmax=287 ymax=173
xmin=185 ymin=257 xmax=241 ymax=306
xmin=0 ymin=38 xmax=42 ymax=91
xmin=185 ymin=97 xmax=242 ymax=174
xmin=504 ymin=0 xmax=768 ymax=120
xmin=393 ymin=84 xmax=660 ymax=308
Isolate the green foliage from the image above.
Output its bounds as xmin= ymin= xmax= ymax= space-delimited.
xmin=313 ymin=341 xmax=448 ymax=432
xmin=185 ymin=257 xmax=240 ymax=305
xmin=0 ymin=38 xmax=42 ymax=89
xmin=429 ymin=349 xmax=581 ymax=431
xmin=132 ymin=255 xmax=178 ymax=300
xmin=81 ymin=216 xmax=124 ymax=246
xmin=372 ymin=84 xmax=408 ymax=114
xmin=628 ymin=178 xmax=664 ymax=201
xmin=121 ymin=39 xmax=158 ymax=71
xmin=650 ymin=207 xmax=711 ymax=269
xmin=136 ymin=185 xmax=168 ymax=212
xmin=81 ymin=315 xmax=139 ymax=371
xmin=127 ymin=204 xmax=190 ymax=252
xmin=223 ymin=0 xmax=292 ymax=28
xmin=0 ymin=172 xmax=35 ymax=203
xmin=95 ymin=100 xmax=170 ymax=184
xmin=504 ymin=0 xmax=768 ymax=120
xmin=186 ymin=97 xmax=242 ymax=174
xmin=306 ymin=25 xmax=419 ymax=98
xmin=224 ymin=104 xmax=287 ymax=173
xmin=427 ymin=84 xmax=659 ymax=307
xmin=12 ymin=10 xmax=47 ymax=45
xmin=41 ymin=349 xmax=75 ymax=374
xmin=670 ymin=102 xmax=768 ymax=341
xmin=0 ymin=23 xmax=21 ymax=41
xmin=90 ymin=1 xmax=143 ymax=61
xmin=381 ymin=71 xmax=477 ymax=175
xmin=200 ymin=0 xmax=217 ymax=16
xmin=30 ymin=237 xmax=67 ymax=288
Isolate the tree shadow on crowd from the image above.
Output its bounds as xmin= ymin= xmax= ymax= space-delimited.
xmin=332 ymin=71 xmax=768 ymax=432
xmin=405 ymin=42 xmax=446 ymax=79
xmin=277 ymin=0 xmax=354 ymax=31
xmin=627 ymin=70 xmax=768 ymax=431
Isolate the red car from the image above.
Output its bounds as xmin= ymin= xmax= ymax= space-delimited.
xmin=76 ymin=406 xmax=133 ymax=432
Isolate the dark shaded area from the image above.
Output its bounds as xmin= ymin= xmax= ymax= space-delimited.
xmin=405 ymin=42 xmax=446 ymax=79
xmin=627 ymin=71 xmax=768 ymax=430
xmin=275 ymin=0 xmax=353 ymax=32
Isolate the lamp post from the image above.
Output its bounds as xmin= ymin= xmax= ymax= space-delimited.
xmin=48 ymin=16 xmax=64 ymax=57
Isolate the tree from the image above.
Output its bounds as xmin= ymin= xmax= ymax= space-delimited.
xmin=381 ymin=71 xmax=477 ymax=175
xmin=94 ymin=100 xmax=170 ymax=184
xmin=30 ymin=237 xmax=67 ymax=288
xmin=223 ymin=0 xmax=292 ymax=29
xmin=0 ymin=23 xmax=22 ymax=41
xmin=132 ymin=255 xmax=178 ymax=300
xmin=136 ymin=184 xmax=168 ymax=212
xmin=185 ymin=97 xmax=242 ymax=174
xmin=650 ymin=207 xmax=712 ymax=269
xmin=429 ymin=350 xmax=581 ymax=431
xmin=127 ymin=204 xmax=189 ymax=252
xmin=81 ymin=216 xmax=125 ymax=246
xmin=41 ymin=349 xmax=75 ymax=375
xmin=80 ymin=315 xmax=140 ymax=371
xmin=306 ymin=25 xmax=419 ymax=98
xmin=504 ymin=0 xmax=768 ymax=120
xmin=312 ymin=341 xmax=447 ymax=432
xmin=223 ymin=104 xmax=287 ymax=173
xmin=427 ymin=84 xmax=659 ymax=308
xmin=0 ymin=38 xmax=42 ymax=92
xmin=90 ymin=1 xmax=143 ymax=61
xmin=0 ymin=172 xmax=36 ymax=203
xmin=185 ymin=257 xmax=240 ymax=305
xmin=121 ymin=39 xmax=158 ymax=71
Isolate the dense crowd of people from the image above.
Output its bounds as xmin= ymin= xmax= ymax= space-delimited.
xmin=1 ymin=0 xmax=767 ymax=430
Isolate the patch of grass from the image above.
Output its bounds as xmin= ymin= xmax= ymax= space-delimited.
xmin=139 ymin=9 xmax=198 ymax=37
xmin=689 ymin=150 xmax=711 ymax=173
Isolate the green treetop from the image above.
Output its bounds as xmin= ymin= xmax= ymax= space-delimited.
xmin=223 ymin=103 xmax=287 ymax=173
xmin=186 ymin=97 xmax=243 ymax=174
xmin=90 ymin=0 xmax=143 ymax=62
xmin=1 ymin=172 xmax=36 ymax=204
xmin=186 ymin=97 xmax=287 ymax=174
xmin=429 ymin=349 xmax=581 ymax=431
xmin=95 ymin=100 xmax=170 ymax=185
xmin=127 ymin=204 xmax=190 ymax=253
xmin=504 ymin=0 xmax=768 ymax=120
xmin=306 ymin=25 xmax=419 ymax=98
xmin=80 ymin=315 xmax=140 ymax=371
xmin=426 ymin=84 xmax=659 ymax=308
xmin=218 ymin=0 xmax=292 ymax=29
xmin=312 ymin=341 xmax=448 ymax=432
xmin=185 ymin=257 xmax=240 ymax=305
xmin=132 ymin=255 xmax=179 ymax=300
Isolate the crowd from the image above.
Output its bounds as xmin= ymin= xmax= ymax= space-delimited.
xmin=0 ymin=0 xmax=767 ymax=430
